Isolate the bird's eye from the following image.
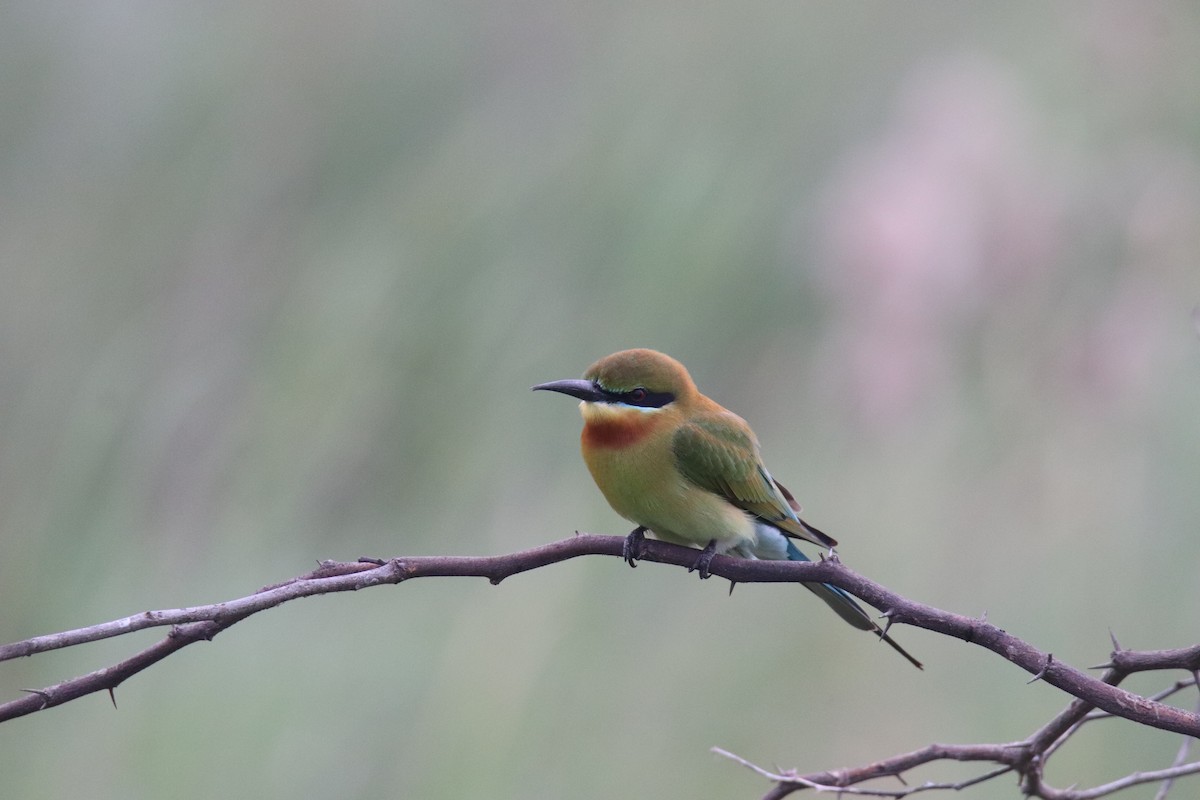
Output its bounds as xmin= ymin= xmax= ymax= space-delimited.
xmin=620 ymin=387 xmax=675 ymax=408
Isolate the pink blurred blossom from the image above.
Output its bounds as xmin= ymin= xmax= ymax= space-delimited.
xmin=811 ymin=56 xmax=1063 ymax=428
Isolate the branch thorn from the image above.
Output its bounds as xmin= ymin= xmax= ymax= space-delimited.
xmin=1027 ymin=653 xmax=1054 ymax=684
xmin=19 ymin=688 xmax=51 ymax=710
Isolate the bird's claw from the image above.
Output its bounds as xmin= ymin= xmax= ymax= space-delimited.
xmin=688 ymin=539 xmax=719 ymax=580
xmin=623 ymin=527 xmax=647 ymax=568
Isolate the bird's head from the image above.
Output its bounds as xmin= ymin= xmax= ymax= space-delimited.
xmin=531 ymin=349 xmax=696 ymax=413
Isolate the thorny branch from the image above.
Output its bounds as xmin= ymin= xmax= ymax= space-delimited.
xmin=2 ymin=534 xmax=1198 ymax=798
xmin=718 ymin=671 xmax=1200 ymax=799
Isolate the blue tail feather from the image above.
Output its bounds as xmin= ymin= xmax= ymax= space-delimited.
xmin=785 ymin=539 xmax=879 ymax=631
xmin=784 ymin=538 xmax=924 ymax=669
xmin=784 ymin=539 xmax=812 ymax=563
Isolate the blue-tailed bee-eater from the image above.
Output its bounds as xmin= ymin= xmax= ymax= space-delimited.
xmin=533 ymin=348 xmax=921 ymax=669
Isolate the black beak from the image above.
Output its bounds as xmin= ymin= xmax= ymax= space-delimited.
xmin=531 ymin=379 xmax=607 ymax=403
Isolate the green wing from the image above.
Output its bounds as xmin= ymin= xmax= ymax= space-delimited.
xmin=671 ymin=415 xmax=836 ymax=548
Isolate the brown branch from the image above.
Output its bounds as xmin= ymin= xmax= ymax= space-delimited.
xmin=715 ymin=743 xmax=1026 ymax=799
xmin=1153 ymin=686 xmax=1200 ymax=800
xmin=2 ymin=534 xmax=1198 ymax=800
xmin=721 ymin=670 xmax=1200 ymax=800
xmin=720 ymin=663 xmax=1200 ymax=798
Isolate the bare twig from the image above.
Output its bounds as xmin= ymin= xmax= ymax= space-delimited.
xmin=715 ymin=743 xmax=1023 ymax=798
xmin=1154 ymin=683 xmax=1200 ymax=800
xmin=721 ymin=731 xmax=1200 ymax=800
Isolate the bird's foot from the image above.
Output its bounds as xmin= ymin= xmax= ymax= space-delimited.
xmin=688 ymin=539 xmax=719 ymax=580
xmin=623 ymin=527 xmax=648 ymax=568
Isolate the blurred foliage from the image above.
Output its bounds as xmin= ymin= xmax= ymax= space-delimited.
xmin=1 ymin=2 xmax=1199 ymax=799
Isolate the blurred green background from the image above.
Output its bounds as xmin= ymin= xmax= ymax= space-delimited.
xmin=2 ymin=2 xmax=1199 ymax=798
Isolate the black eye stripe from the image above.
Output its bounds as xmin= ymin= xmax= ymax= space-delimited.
xmin=614 ymin=388 xmax=675 ymax=408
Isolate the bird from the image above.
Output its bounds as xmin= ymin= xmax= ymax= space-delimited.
xmin=532 ymin=348 xmax=922 ymax=669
